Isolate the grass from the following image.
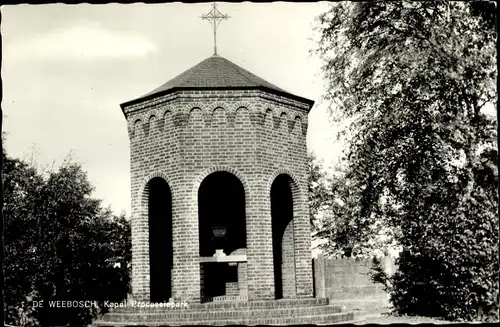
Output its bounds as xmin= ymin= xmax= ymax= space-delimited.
xmin=349 ymin=311 xmax=458 ymax=325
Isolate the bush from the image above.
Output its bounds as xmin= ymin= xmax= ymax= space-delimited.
xmin=3 ymin=150 xmax=131 ymax=326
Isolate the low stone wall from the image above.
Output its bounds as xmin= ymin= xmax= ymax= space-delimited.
xmin=313 ymin=255 xmax=396 ymax=313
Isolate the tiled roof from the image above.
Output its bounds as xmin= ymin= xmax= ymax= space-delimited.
xmin=123 ymin=55 xmax=312 ymax=106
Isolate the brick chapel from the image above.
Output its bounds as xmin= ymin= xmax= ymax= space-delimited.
xmin=119 ymin=6 xmax=315 ymax=304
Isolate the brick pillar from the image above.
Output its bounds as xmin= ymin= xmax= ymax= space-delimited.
xmin=293 ymin=184 xmax=314 ymax=298
xmin=171 ymin=182 xmax=200 ymax=303
xmin=130 ymin=170 xmax=152 ymax=302
xmin=313 ymin=255 xmax=326 ymax=298
xmin=282 ymin=220 xmax=297 ymax=298
xmin=246 ymin=179 xmax=275 ymax=300
xmin=131 ymin=205 xmax=150 ymax=301
xmin=225 ymin=263 xmax=239 ymax=296
xmin=238 ymin=262 xmax=248 ymax=297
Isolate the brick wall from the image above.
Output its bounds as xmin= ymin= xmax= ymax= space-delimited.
xmin=313 ymin=255 xmax=397 ymax=312
xmin=122 ymin=89 xmax=313 ymax=303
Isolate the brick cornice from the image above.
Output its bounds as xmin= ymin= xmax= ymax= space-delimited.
xmin=121 ymin=89 xmax=312 ymax=117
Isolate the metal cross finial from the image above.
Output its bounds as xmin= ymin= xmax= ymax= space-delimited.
xmin=201 ymin=2 xmax=230 ymax=55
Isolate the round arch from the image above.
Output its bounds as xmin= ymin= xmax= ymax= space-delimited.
xmin=268 ymin=168 xmax=301 ymax=299
xmin=138 ymin=171 xmax=174 ymax=208
xmin=266 ymin=168 xmax=302 ymax=202
xmin=195 ymin=166 xmax=248 ymax=300
xmin=192 ymin=165 xmax=249 ymax=199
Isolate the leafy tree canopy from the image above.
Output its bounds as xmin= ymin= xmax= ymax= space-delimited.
xmin=3 ymin=149 xmax=131 ymax=327
xmin=313 ymin=0 xmax=497 ymax=321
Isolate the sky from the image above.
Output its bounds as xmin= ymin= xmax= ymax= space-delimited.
xmin=1 ymin=2 xmax=341 ymax=216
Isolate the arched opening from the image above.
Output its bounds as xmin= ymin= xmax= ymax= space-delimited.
xmin=271 ymin=174 xmax=297 ymax=299
xmin=198 ymin=171 xmax=246 ymax=299
xmin=147 ymin=177 xmax=173 ymax=302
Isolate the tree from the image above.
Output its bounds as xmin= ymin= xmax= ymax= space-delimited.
xmin=310 ymin=156 xmax=399 ymax=259
xmin=313 ymin=1 xmax=497 ymax=321
xmin=308 ymin=153 xmax=331 ymax=232
xmin=3 ymin=149 xmax=45 ymax=325
xmin=3 ymin=150 xmax=131 ymax=327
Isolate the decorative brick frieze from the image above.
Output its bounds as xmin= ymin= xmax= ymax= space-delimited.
xmin=125 ymin=93 xmax=309 ymax=141
xmin=122 ymin=90 xmax=310 ymax=118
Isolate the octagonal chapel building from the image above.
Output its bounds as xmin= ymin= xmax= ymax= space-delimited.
xmin=120 ymin=54 xmax=315 ymax=304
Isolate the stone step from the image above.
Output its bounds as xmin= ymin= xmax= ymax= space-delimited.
xmin=111 ymin=298 xmax=329 ymax=314
xmin=93 ymin=310 xmax=355 ymax=326
xmin=99 ymin=304 xmax=342 ymax=323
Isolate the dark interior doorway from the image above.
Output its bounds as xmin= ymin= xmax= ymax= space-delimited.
xmin=271 ymin=174 xmax=296 ymax=299
xmin=198 ymin=171 xmax=246 ymax=298
xmin=148 ymin=177 xmax=173 ymax=303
